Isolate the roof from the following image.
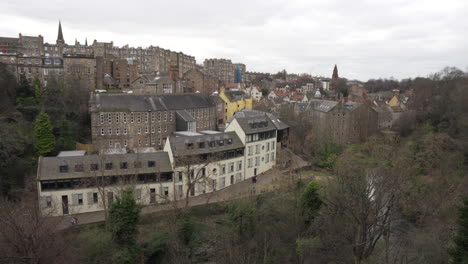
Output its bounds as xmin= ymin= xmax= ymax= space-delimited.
xmin=224 ymin=90 xmax=250 ymax=102
xmin=176 ymin=110 xmax=196 ymax=122
xmin=57 ymin=151 xmax=86 ymax=157
xmin=274 ymin=91 xmax=288 ymax=97
xmin=38 ymin=152 xmax=173 ymax=181
xmin=305 ymin=99 xmax=364 ymax=113
xmin=229 ymin=109 xmax=289 ymax=131
xmin=91 ymin=93 xmax=215 ymax=112
xmin=170 ymin=131 xmax=243 ymax=157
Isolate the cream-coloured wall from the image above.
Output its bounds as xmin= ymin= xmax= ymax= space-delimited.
xmin=244 ymin=139 xmax=276 ymax=178
xmin=39 ymin=181 xmax=175 ymax=216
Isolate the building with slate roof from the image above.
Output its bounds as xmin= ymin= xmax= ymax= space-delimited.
xmin=89 ymin=93 xmax=220 ymax=151
xmin=225 ymin=111 xmax=279 ymax=178
xmin=37 ymin=151 xmax=173 ymax=216
xmin=219 ymin=89 xmax=253 ymax=121
xmin=302 ymin=99 xmax=378 ymax=144
xmin=164 ymin=131 xmax=246 ymax=197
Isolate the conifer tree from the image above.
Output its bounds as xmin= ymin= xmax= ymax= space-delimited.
xmin=33 ymin=112 xmax=55 ymax=156
xmin=449 ymin=196 xmax=468 ymax=263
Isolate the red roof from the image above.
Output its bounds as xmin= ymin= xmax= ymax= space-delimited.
xmin=274 ymin=91 xmax=289 ymax=97
xmin=291 ymin=94 xmax=305 ymax=100
xmin=225 ymin=83 xmax=240 ymax=89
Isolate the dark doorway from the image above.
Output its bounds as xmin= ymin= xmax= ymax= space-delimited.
xmin=150 ymin=188 xmax=156 ymax=203
xmin=254 ymin=168 xmax=257 ymax=176
xmin=62 ymin=195 xmax=69 ymax=215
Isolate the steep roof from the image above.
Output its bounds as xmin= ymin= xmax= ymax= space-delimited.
xmin=170 ymin=131 xmax=243 ymax=157
xmin=91 ymin=93 xmax=215 ymax=112
xmin=38 ymin=152 xmax=172 ymax=180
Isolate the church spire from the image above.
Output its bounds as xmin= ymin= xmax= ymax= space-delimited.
xmin=57 ymin=20 xmax=64 ymax=45
xmin=332 ymin=64 xmax=339 ymax=80
xmin=85 ymin=37 xmax=88 ymax=46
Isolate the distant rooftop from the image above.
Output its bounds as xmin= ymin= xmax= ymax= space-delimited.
xmin=57 ymin=150 xmax=86 ymax=157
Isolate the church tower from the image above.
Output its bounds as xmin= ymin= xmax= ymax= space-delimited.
xmin=56 ymin=20 xmax=65 ymax=45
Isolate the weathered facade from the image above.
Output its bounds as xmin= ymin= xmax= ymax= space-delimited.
xmin=303 ymin=99 xmax=378 ymax=144
xmin=183 ymin=68 xmax=221 ymax=94
xmin=89 ymin=93 xmax=218 ymax=151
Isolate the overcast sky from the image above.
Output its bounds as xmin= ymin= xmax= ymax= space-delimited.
xmin=1 ymin=0 xmax=467 ymax=80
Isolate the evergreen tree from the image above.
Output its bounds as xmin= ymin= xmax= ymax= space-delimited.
xmin=300 ymin=181 xmax=322 ymax=224
xmin=33 ymin=112 xmax=55 ymax=156
xmin=449 ymin=196 xmax=468 ymax=263
xmin=109 ymin=189 xmax=142 ymax=246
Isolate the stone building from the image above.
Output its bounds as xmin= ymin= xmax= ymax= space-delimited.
xmin=63 ymin=54 xmax=95 ymax=91
xmin=95 ymin=55 xmax=139 ymax=90
xmin=203 ymin=58 xmax=235 ymax=84
xmin=89 ymin=93 xmax=219 ymax=151
xmin=303 ymin=99 xmax=378 ymax=144
xmin=183 ymin=68 xmax=221 ymax=94
xmin=129 ymin=73 xmax=176 ymax=94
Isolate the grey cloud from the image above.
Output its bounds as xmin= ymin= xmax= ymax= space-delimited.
xmin=2 ymin=0 xmax=468 ymax=80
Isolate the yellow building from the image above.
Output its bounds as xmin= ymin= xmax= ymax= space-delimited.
xmin=219 ymin=89 xmax=253 ymax=120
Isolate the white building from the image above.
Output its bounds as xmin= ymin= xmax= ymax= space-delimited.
xmin=245 ymin=86 xmax=262 ymax=101
xmin=37 ymin=111 xmax=289 ymax=217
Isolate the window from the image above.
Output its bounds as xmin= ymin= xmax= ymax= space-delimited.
xmin=178 ymin=185 xmax=183 ymax=197
xmin=227 ymin=138 xmax=232 ymax=145
xmin=170 ymin=112 xmax=173 ymax=121
xmin=123 ymin=113 xmax=127 ymax=123
xmin=78 ymin=194 xmax=83 ymax=205
xmin=108 ymin=114 xmax=112 ymax=124
xmin=115 ymin=113 xmax=119 ymax=123
xmin=219 ymin=140 xmax=224 ymax=146
xmin=237 ymin=161 xmax=242 ymax=171
xmin=145 ymin=113 xmax=148 ymax=123
xmin=124 ymin=140 xmax=127 ymax=146
xmin=158 ymin=112 xmax=161 ymax=121
xmin=230 ymin=175 xmax=234 ymax=184
xmin=100 ymin=128 xmax=104 ymax=136
xmin=59 ymin=165 xmax=69 ymax=173
xmin=147 ymin=161 xmax=156 ymax=168
xmin=116 ymin=128 xmax=120 ymax=135
xmin=145 ymin=127 xmax=149 ymax=134
xmin=151 ymin=127 xmax=155 ymax=133
xmin=93 ymin=193 xmax=98 ymax=203
xmin=266 ymin=153 xmax=270 ymax=163
xmin=164 ymin=125 xmax=167 ymax=132
xmin=138 ymin=128 xmax=141 ymax=134
xmin=158 ymin=126 xmax=161 ymax=133
xmin=123 ymin=128 xmax=127 ymax=135
xmin=248 ymin=146 xmax=253 ymax=156
xmin=229 ymin=162 xmax=234 ymax=173
xmin=255 ymin=144 xmax=260 ymax=154
xmin=90 ymin=164 xmax=99 ymax=171
xmin=255 ymin=157 xmax=260 ymax=166
xmin=164 ymin=187 xmax=169 ymax=196
xmin=221 ymin=164 xmax=226 ymax=175
xmin=130 ymin=113 xmax=134 ymax=123
xmin=271 ymin=152 xmax=275 ymax=160
xmin=105 ymin=163 xmax=113 ymax=170
xmin=198 ymin=142 xmax=205 ymax=148
xmin=164 ymin=111 xmax=167 ymax=121
xmin=272 ymin=141 xmax=275 ymax=150
xmin=151 ymin=113 xmax=155 ymax=122
xmin=137 ymin=113 xmax=141 ymax=123
xmin=108 ymin=128 xmax=112 ymax=135
xmin=100 ymin=114 xmax=104 ymax=124
xmin=266 ymin=142 xmax=270 ymax=151
xmin=109 ymin=140 xmax=113 ymax=147
xmin=120 ymin=162 xmax=128 ymax=169
xmin=74 ymin=164 xmax=84 ymax=172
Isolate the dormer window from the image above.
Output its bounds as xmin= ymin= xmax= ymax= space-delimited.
xmin=227 ymin=138 xmax=233 ymax=145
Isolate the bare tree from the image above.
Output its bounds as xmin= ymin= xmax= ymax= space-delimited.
xmin=0 ymin=194 xmax=76 ymax=264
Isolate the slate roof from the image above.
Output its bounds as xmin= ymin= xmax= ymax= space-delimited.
xmin=176 ymin=110 xmax=196 ymax=122
xmin=91 ymin=93 xmax=215 ymax=112
xmin=170 ymin=131 xmax=243 ymax=156
xmin=38 ymin=152 xmax=173 ymax=181
xmin=224 ymin=90 xmax=250 ymax=102
xmin=305 ymin=99 xmax=363 ymax=113
xmin=228 ymin=109 xmax=289 ymax=131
